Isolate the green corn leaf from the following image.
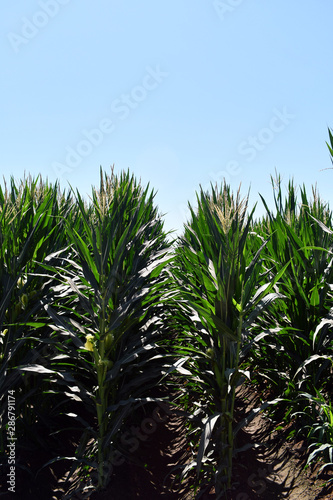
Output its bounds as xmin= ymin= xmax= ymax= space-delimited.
xmin=196 ymin=413 xmax=221 ymax=475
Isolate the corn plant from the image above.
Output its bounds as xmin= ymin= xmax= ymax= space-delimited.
xmin=0 ymin=176 xmax=78 ymax=457
xmin=288 ymin=389 xmax=333 ymax=482
xmin=248 ymin=176 xmax=333 ymax=400
xmin=19 ymin=169 xmax=175 ymax=493
xmin=326 ymin=127 xmax=333 ymax=165
xmin=174 ymin=182 xmax=283 ymax=496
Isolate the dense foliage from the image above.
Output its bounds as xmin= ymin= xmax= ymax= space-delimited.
xmin=1 ymin=162 xmax=333 ymax=498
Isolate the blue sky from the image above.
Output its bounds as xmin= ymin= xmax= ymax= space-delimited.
xmin=2 ymin=1 xmax=333 ymax=234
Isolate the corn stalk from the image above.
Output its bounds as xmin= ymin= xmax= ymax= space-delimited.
xmin=19 ymin=168 xmax=174 ymax=492
xmin=175 ymin=182 xmax=283 ymax=496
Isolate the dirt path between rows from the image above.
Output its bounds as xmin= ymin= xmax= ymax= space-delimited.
xmin=220 ymin=387 xmax=333 ymax=500
xmin=89 ymin=387 xmax=333 ymax=500
xmin=3 ymin=387 xmax=332 ymax=499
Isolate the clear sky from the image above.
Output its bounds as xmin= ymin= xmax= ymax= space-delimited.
xmin=2 ymin=1 xmax=333 ymax=234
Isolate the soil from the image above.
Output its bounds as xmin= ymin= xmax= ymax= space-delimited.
xmin=1 ymin=387 xmax=332 ymax=500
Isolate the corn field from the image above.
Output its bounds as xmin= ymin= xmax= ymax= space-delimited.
xmin=1 ymin=157 xmax=333 ymax=498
